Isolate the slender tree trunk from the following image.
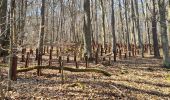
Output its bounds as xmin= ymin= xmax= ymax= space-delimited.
xmin=145 ymin=1 xmax=152 ymax=55
xmin=124 ymin=0 xmax=131 ymax=52
xmin=134 ymin=0 xmax=144 ymax=57
xmin=100 ymin=0 xmax=106 ymax=48
xmin=111 ymin=0 xmax=116 ymax=62
xmin=131 ymin=0 xmax=137 ymax=53
xmin=37 ymin=0 xmax=45 ymax=75
xmin=95 ymin=0 xmax=98 ymax=44
xmin=119 ymin=0 xmax=125 ymax=45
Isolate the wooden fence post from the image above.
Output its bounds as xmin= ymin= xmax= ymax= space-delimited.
xmin=85 ymin=55 xmax=88 ymax=68
xmin=49 ymin=49 xmax=52 ymax=66
xmin=25 ymin=52 xmax=30 ymax=68
xmin=59 ymin=56 xmax=62 ymax=73
xmin=21 ymin=48 xmax=26 ymax=62
xmin=12 ymin=54 xmax=17 ymax=81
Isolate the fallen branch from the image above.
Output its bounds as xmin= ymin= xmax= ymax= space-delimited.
xmin=17 ymin=66 xmax=112 ymax=76
xmin=100 ymin=53 xmax=113 ymax=58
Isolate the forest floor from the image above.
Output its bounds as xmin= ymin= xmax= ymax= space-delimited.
xmin=0 ymin=55 xmax=170 ymax=100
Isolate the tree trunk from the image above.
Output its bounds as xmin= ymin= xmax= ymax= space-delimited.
xmin=100 ymin=0 xmax=106 ymax=48
xmin=134 ymin=0 xmax=144 ymax=57
xmin=119 ymin=0 xmax=125 ymax=45
xmin=111 ymin=0 xmax=116 ymax=62
xmin=124 ymin=0 xmax=131 ymax=52
xmin=83 ymin=0 xmax=92 ymax=59
xmin=37 ymin=0 xmax=45 ymax=75
xmin=158 ymin=0 xmax=170 ymax=67
xmin=152 ymin=0 xmax=160 ymax=58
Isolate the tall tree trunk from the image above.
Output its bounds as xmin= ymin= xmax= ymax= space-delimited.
xmin=8 ymin=0 xmax=16 ymax=90
xmin=123 ymin=0 xmax=131 ymax=52
xmin=131 ymin=0 xmax=137 ymax=53
xmin=83 ymin=0 xmax=92 ymax=59
xmin=118 ymin=0 xmax=125 ymax=45
xmin=145 ymin=1 xmax=152 ymax=55
xmin=134 ymin=0 xmax=144 ymax=57
xmin=152 ymin=0 xmax=160 ymax=58
xmin=100 ymin=0 xmax=106 ymax=48
xmin=111 ymin=0 xmax=116 ymax=62
xmin=95 ymin=0 xmax=98 ymax=44
xmin=158 ymin=0 xmax=170 ymax=67
xmin=37 ymin=0 xmax=45 ymax=75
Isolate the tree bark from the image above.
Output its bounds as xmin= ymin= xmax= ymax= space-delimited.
xmin=37 ymin=0 xmax=45 ymax=75
xmin=83 ymin=0 xmax=92 ymax=59
xmin=111 ymin=0 xmax=117 ymax=62
xmin=158 ymin=0 xmax=170 ymax=67
xmin=152 ymin=0 xmax=160 ymax=58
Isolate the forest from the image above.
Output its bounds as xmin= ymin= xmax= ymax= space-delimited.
xmin=0 ymin=0 xmax=170 ymax=99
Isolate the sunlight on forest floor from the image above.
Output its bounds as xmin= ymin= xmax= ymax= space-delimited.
xmin=0 ymin=56 xmax=170 ymax=99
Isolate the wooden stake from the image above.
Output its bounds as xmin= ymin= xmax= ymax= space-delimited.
xmin=85 ymin=55 xmax=88 ymax=68
xmin=12 ymin=55 xmax=17 ymax=81
xmin=59 ymin=56 xmax=62 ymax=73
xmin=49 ymin=49 xmax=52 ymax=66
xmin=25 ymin=52 xmax=30 ymax=68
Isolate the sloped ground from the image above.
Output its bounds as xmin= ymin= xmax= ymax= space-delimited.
xmin=0 ymin=56 xmax=170 ymax=100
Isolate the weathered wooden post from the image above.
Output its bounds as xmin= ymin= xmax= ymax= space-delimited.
xmin=95 ymin=49 xmax=99 ymax=64
xmin=56 ymin=48 xmax=59 ymax=58
xmin=119 ymin=49 xmax=122 ymax=59
xmin=101 ymin=45 xmax=103 ymax=56
xmin=132 ymin=46 xmax=135 ymax=56
xmin=61 ymin=62 xmax=64 ymax=84
xmin=25 ymin=52 xmax=30 ymax=68
xmin=21 ymin=48 xmax=26 ymax=62
xmin=35 ymin=48 xmax=38 ymax=60
xmin=137 ymin=49 xmax=140 ymax=55
xmin=12 ymin=54 xmax=17 ymax=81
xmin=59 ymin=56 xmax=62 ymax=73
xmin=74 ymin=51 xmax=76 ymax=62
xmin=30 ymin=48 xmax=33 ymax=55
xmin=67 ymin=54 xmax=70 ymax=63
xmin=47 ymin=46 xmax=49 ymax=54
xmin=129 ymin=51 xmax=131 ymax=57
xmin=124 ymin=53 xmax=127 ymax=59
xmin=74 ymin=52 xmax=79 ymax=68
xmin=37 ymin=50 xmax=43 ymax=76
xmin=49 ymin=49 xmax=52 ymax=66
xmin=85 ymin=55 xmax=88 ymax=68
xmin=43 ymin=46 xmax=46 ymax=55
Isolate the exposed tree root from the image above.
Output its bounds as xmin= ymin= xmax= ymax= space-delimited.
xmin=17 ymin=66 xmax=112 ymax=76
